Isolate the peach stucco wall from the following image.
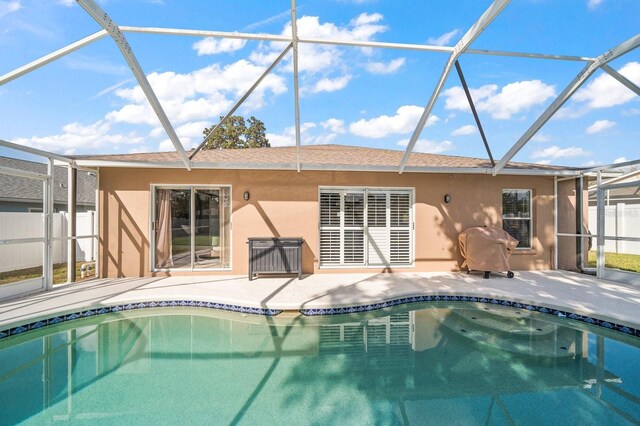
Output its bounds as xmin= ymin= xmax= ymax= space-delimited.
xmin=98 ymin=168 xmax=555 ymax=278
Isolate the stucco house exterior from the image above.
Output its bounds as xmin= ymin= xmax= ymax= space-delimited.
xmin=73 ymin=145 xmax=581 ymax=279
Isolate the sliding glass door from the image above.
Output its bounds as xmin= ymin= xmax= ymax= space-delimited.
xmin=153 ymin=186 xmax=231 ymax=271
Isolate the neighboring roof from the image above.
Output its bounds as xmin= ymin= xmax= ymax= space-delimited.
xmin=0 ymin=157 xmax=96 ymax=205
xmin=72 ymin=144 xmax=571 ymax=174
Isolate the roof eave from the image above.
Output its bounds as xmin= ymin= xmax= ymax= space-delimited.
xmin=73 ymin=159 xmax=577 ymax=176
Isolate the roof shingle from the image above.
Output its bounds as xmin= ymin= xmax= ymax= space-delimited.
xmin=72 ymin=144 xmax=567 ymax=171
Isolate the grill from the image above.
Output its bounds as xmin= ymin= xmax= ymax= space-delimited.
xmin=458 ymin=227 xmax=518 ymax=279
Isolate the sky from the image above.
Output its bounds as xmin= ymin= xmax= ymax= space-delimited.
xmin=0 ymin=0 xmax=639 ymax=167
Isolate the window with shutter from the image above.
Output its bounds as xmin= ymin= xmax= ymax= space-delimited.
xmin=367 ymin=191 xmax=389 ymax=265
xmin=319 ymin=188 xmax=413 ymax=267
xmin=390 ymin=193 xmax=411 ymax=264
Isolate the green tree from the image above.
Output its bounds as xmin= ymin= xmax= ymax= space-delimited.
xmin=201 ymin=115 xmax=270 ymax=149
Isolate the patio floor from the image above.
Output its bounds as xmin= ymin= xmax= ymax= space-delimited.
xmin=1 ymin=270 xmax=640 ymax=332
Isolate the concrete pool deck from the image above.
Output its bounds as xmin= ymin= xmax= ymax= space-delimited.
xmin=1 ymin=270 xmax=640 ymax=332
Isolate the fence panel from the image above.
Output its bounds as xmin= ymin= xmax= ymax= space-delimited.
xmin=588 ymin=204 xmax=640 ymax=255
xmin=0 ymin=212 xmax=95 ymax=273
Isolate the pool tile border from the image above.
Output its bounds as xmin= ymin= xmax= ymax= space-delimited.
xmin=2 ymin=294 xmax=639 ymax=341
xmin=299 ymin=295 xmax=640 ymax=338
xmin=0 ymin=301 xmax=282 ymax=340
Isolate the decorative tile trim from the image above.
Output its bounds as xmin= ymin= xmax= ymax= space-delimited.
xmin=299 ymin=295 xmax=640 ymax=338
xmin=0 ymin=301 xmax=282 ymax=340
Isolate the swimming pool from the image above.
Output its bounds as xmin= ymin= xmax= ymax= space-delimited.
xmin=1 ymin=304 xmax=639 ymax=425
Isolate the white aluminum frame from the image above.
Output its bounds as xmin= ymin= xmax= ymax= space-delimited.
xmin=494 ymin=32 xmax=640 ymax=175
xmin=71 ymin=158 xmax=583 ymax=176
xmin=149 ymin=184 xmax=233 ymax=273
xmin=1 ymin=1 xmax=633 ymax=176
xmin=0 ymin=140 xmax=99 ymax=298
xmin=595 ymin=179 xmax=640 ymax=284
xmin=76 ymin=0 xmax=191 ymax=171
xmin=0 ymin=1 xmax=637 ymax=288
xmin=399 ymin=0 xmax=509 ymax=174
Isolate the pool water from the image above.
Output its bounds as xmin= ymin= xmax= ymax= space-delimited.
xmin=1 ymin=304 xmax=639 ymax=425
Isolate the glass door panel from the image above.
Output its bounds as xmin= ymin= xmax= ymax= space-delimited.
xmin=154 ymin=189 xmax=191 ymax=269
xmin=154 ymin=186 xmax=230 ymax=270
xmin=193 ymin=187 xmax=231 ymax=269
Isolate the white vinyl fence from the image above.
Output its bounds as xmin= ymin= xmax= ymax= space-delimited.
xmin=588 ymin=204 xmax=640 ymax=255
xmin=0 ymin=212 xmax=96 ymax=273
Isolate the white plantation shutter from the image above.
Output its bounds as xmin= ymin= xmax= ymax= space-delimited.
xmin=320 ymin=188 xmax=413 ymax=267
xmin=390 ymin=193 xmax=411 ymax=264
xmin=320 ymin=192 xmax=342 ymax=264
xmin=343 ymin=192 xmax=365 ymax=264
xmin=343 ymin=230 xmax=364 ymax=263
xmin=320 ymin=230 xmax=341 ymax=264
xmin=320 ymin=192 xmax=341 ymax=226
xmin=367 ymin=191 xmax=389 ymax=265
xmin=343 ymin=193 xmax=364 ymax=226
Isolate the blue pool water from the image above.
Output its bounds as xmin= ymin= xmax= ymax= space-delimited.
xmin=1 ymin=304 xmax=639 ymax=425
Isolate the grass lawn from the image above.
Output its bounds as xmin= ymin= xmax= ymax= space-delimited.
xmin=0 ymin=261 xmax=94 ymax=286
xmin=588 ymin=251 xmax=640 ymax=273
xmin=171 ymin=235 xmax=219 ymax=255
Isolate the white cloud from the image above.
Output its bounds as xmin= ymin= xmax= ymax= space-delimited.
xmin=573 ymin=62 xmax=640 ymax=109
xmin=106 ymin=60 xmax=287 ymax=125
xmin=365 ymin=58 xmax=405 ymax=75
xmin=451 ymin=124 xmax=476 ymax=136
xmin=614 ymin=157 xmax=628 ymax=164
xmin=531 ymin=145 xmax=591 ymax=160
xmin=251 ymin=13 xmax=387 ymax=78
xmin=11 ymin=120 xmax=144 ymax=155
xmin=267 ymin=119 xmax=350 ymax=147
xmin=427 ymin=29 xmax=460 ymax=46
xmin=443 ymin=84 xmax=497 ymax=111
xmin=306 ymin=75 xmax=352 ymax=94
xmin=321 ymin=118 xmax=346 ymax=134
xmin=349 ymin=105 xmax=438 ymax=139
xmin=396 ymin=138 xmax=453 ymax=154
xmin=586 ymin=119 xmax=616 ymax=134
xmin=56 ymin=0 xmax=74 ymax=7
xmin=193 ymin=37 xmax=247 ymax=55
xmin=587 ymin=0 xmax=604 ymax=10
xmin=158 ymin=123 xmax=205 ymax=151
xmin=443 ymin=80 xmax=556 ymax=119
xmin=128 ymin=146 xmax=151 ymax=154
xmin=623 ymin=108 xmax=640 ymax=116
xmin=351 ymin=12 xmax=383 ymax=26
xmin=266 ymin=122 xmax=318 ymax=147
xmin=531 ymin=133 xmax=551 ymax=143
xmin=149 ymin=127 xmax=164 ymax=138
xmin=0 ymin=0 xmax=21 ymax=18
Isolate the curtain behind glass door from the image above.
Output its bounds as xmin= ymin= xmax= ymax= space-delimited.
xmin=154 ymin=189 xmax=191 ymax=269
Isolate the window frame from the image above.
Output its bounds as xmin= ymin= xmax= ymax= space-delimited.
xmin=502 ymin=188 xmax=533 ymax=249
xmin=149 ymin=184 xmax=233 ymax=272
xmin=318 ymin=186 xmax=415 ymax=268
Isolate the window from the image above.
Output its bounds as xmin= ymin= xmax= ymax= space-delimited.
xmin=319 ymin=188 xmax=413 ymax=267
xmin=152 ymin=186 xmax=231 ymax=270
xmin=502 ymin=189 xmax=532 ymax=248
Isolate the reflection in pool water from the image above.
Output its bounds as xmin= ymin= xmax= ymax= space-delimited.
xmin=1 ymin=305 xmax=639 ymax=425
